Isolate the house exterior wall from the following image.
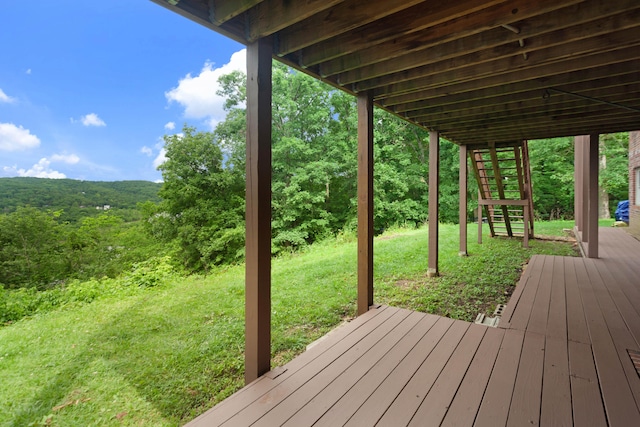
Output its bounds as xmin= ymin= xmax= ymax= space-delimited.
xmin=629 ymin=131 xmax=640 ymax=239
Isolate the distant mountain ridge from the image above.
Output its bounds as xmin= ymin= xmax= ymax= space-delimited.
xmin=0 ymin=177 xmax=161 ymax=222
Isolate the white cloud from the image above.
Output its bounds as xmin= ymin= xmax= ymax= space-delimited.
xmin=0 ymin=88 xmax=15 ymax=103
xmin=0 ymin=123 xmax=41 ymax=151
xmin=153 ymin=148 xmax=167 ymax=169
xmin=26 ymin=69 xmax=32 ymax=75
xmin=164 ymin=121 xmax=176 ymax=130
xmin=51 ymin=153 xmax=80 ymax=164
xmin=165 ymin=49 xmax=246 ymax=129
xmin=140 ymin=146 xmax=153 ymax=156
xmin=80 ymin=113 xmax=106 ymax=127
xmin=3 ymin=158 xmax=66 ymax=179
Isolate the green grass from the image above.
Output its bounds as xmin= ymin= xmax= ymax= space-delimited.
xmin=0 ymin=222 xmax=577 ymax=426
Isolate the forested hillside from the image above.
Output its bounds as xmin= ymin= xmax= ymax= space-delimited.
xmin=0 ymin=177 xmax=161 ymax=222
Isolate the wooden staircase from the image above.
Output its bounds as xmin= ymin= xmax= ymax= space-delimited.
xmin=470 ymin=141 xmax=534 ymax=240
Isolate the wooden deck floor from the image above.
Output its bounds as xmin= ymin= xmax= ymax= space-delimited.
xmin=187 ymin=228 xmax=640 ymax=426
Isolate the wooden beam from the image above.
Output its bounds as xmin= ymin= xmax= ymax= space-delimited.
xmin=302 ymin=0 xmax=506 ymax=67
xmin=310 ymin=0 xmax=505 ymax=71
xmin=428 ymin=131 xmax=440 ymax=277
xmin=587 ymin=134 xmax=599 ymax=258
xmin=459 ymin=144 xmax=468 ymax=256
xmin=389 ymin=60 xmax=640 ymax=114
xmin=276 ymin=0 xmax=423 ymax=56
xmin=408 ymin=78 xmax=640 ymax=122
xmin=320 ymin=0 xmax=638 ymax=77
xmin=378 ymin=46 xmax=640 ymax=106
xmin=447 ymin=119 xmax=640 ymax=146
xmin=429 ymin=94 xmax=640 ymax=132
xmin=357 ymin=91 xmax=374 ymax=315
xmin=246 ymin=0 xmax=343 ymax=41
xmin=478 ymin=199 xmax=529 ymax=207
xmin=209 ymin=0 xmax=262 ymax=25
xmin=245 ymin=37 xmax=272 ymax=384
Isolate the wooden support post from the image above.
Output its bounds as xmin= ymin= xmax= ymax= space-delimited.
xmin=523 ymin=203 xmax=529 ymax=249
xmin=459 ymin=144 xmax=468 ymax=256
xmin=245 ymin=38 xmax=272 ymax=384
xmin=357 ymin=91 xmax=374 ymax=315
xmin=582 ymin=135 xmax=590 ymax=243
xmin=428 ymin=131 xmax=440 ymax=277
xmin=587 ymin=133 xmax=599 ymax=258
xmin=574 ymin=137 xmax=583 ymax=232
xmin=478 ymin=190 xmax=483 ymax=245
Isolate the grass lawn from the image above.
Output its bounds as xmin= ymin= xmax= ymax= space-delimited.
xmin=0 ymin=222 xmax=578 ymax=426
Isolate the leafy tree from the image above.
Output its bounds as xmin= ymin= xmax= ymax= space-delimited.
xmin=157 ymin=125 xmax=245 ymax=269
xmin=528 ymin=138 xmax=575 ymax=220
xmin=0 ymin=207 xmax=67 ymax=289
xmin=599 ymin=132 xmax=629 ymax=217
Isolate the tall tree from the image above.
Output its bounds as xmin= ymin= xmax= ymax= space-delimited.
xmin=599 ymin=132 xmax=629 ymax=217
xmin=157 ymin=126 xmax=245 ymax=269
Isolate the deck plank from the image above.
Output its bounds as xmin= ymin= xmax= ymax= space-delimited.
xmin=361 ymin=320 xmax=471 ymax=426
xmin=474 ymin=328 xmax=525 ymax=427
xmin=506 ymin=331 xmax=545 ymax=427
xmin=500 ymin=255 xmax=543 ymax=325
xmin=595 ymin=259 xmax=640 ymax=347
xmin=540 ymin=256 xmax=572 ymax=426
xmin=187 ymin=306 xmax=391 ymax=427
xmin=526 ymin=255 xmax=554 ymax=335
xmin=222 ymin=308 xmax=414 ymax=426
xmin=277 ymin=311 xmax=433 ymax=427
xmin=564 ymin=257 xmax=590 ymax=345
xmin=324 ymin=316 xmax=455 ymax=427
xmin=407 ymin=324 xmax=487 ymax=427
xmin=578 ymin=260 xmax=640 ymax=426
xmin=546 ymin=256 xmax=568 ymax=339
xmin=586 ymin=259 xmax=640 ymax=413
xmin=440 ymin=327 xmax=504 ymax=427
xmin=568 ymin=340 xmax=608 ymax=427
xmin=508 ymin=256 xmax=546 ymax=331
xmin=540 ymin=336 xmax=572 ymax=426
xmin=307 ymin=313 xmax=441 ymax=427
xmin=256 ymin=311 xmax=426 ymax=426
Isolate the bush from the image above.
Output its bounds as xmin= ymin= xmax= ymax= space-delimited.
xmin=0 ymin=257 xmax=177 ymax=325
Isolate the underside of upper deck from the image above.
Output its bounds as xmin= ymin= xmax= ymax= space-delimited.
xmin=152 ymin=0 xmax=640 ymax=145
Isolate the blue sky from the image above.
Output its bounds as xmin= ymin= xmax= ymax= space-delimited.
xmin=0 ymin=0 xmax=245 ymax=182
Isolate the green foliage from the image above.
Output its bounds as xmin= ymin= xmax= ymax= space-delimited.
xmin=600 ymin=132 xmax=629 ymax=214
xmin=0 ymin=177 xmax=161 ymax=223
xmin=0 ymin=207 xmax=67 ymax=288
xmin=528 ymin=134 xmax=629 ymax=220
xmin=0 ymin=257 xmax=176 ymax=324
xmin=157 ymin=125 xmax=245 ymax=269
xmin=204 ymin=63 xmax=464 ymax=257
xmin=0 ymin=206 xmax=168 ymax=290
xmin=528 ymin=137 xmax=576 ymax=220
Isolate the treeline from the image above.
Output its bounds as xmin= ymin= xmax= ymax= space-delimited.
xmin=529 ymin=133 xmax=628 ymax=220
xmin=0 ymin=207 xmax=165 ymax=290
xmin=0 ymin=63 xmax=629 ymax=289
xmin=144 ymin=64 xmax=463 ymax=271
xmin=0 ymin=178 xmax=161 ymax=223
